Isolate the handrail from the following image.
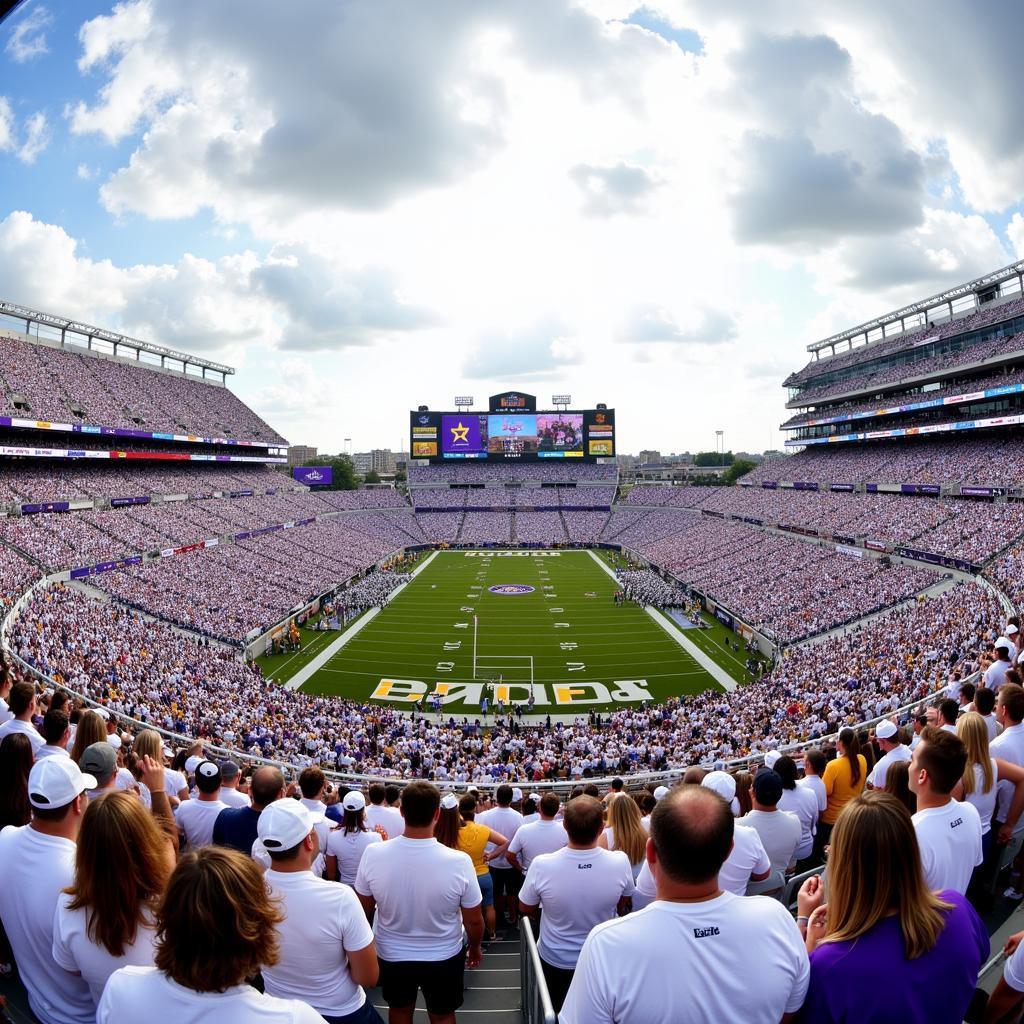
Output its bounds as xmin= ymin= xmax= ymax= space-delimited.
xmin=520 ymin=918 xmax=557 ymax=1024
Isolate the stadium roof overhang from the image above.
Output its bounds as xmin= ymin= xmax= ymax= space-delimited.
xmin=806 ymin=259 xmax=1024 ymax=356
xmin=0 ymin=300 xmax=235 ymax=378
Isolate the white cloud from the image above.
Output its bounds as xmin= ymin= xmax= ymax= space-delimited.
xmin=569 ymin=161 xmax=659 ymax=216
xmin=0 ymin=98 xmax=13 ymax=152
xmin=5 ymin=4 xmax=53 ymax=63
xmin=462 ymin=318 xmax=581 ymax=380
xmin=618 ymin=305 xmax=737 ymax=345
xmin=16 ymin=111 xmax=49 ymax=163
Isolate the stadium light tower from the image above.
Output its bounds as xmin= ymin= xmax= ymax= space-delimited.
xmin=715 ymin=430 xmax=724 ymax=467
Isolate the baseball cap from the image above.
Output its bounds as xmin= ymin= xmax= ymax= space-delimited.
xmin=763 ymin=750 xmax=782 ymax=770
xmin=219 ymin=760 xmax=241 ymax=781
xmin=107 ymin=734 xmax=122 ymax=750
xmin=653 ymin=785 xmax=670 ymax=801
xmin=91 ymin=707 xmax=111 ymax=721
xmin=995 ymin=636 xmax=1013 ymax=652
xmin=80 ymin=742 xmax=117 ymax=787
xmin=875 ymin=720 xmax=898 ymax=740
xmin=512 ymin=787 xmax=523 ymax=802
xmin=185 ymin=755 xmax=203 ymax=775
xmin=28 ymin=757 xmax=96 ymax=809
xmin=752 ymin=770 xmax=783 ymax=806
xmin=194 ymin=760 xmax=222 ymax=794
xmin=257 ymin=799 xmax=323 ymax=851
xmin=528 ymin=792 xmax=541 ymax=803
xmin=701 ymin=771 xmax=736 ymax=802
xmin=1008 ymin=624 xmax=1019 ymax=636
xmin=440 ymin=793 xmax=459 ymax=810
xmin=342 ymin=791 xmax=367 ymax=812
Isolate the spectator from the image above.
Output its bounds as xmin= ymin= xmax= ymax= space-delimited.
xmin=984 ymin=927 xmax=1024 ymax=1022
xmin=559 ymin=786 xmax=808 ymax=1024
xmin=212 ymin=765 xmax=285 ymax=855
xmin=364 ymin=783 xmax=403 ymax=839
xmin=479 ymin=784 xmax=523 ymax=928
xmin=0 ymin=732 xmax=32 ymax=829
xmin=883 ymin=761 xmax=916 ymax=816
xmin=0 ymin=756 xmax=96 ymax=1024
xmin=519 ymin=796 xmax=634 ymax=1013
xmin=908 ymin=727 xmax=983 ymax=895
xmin=598 ymin=792 xmax=648 ymax=879
xmin=733 ymin=771 xmax=753 ymax=816
xmin=259 ymin=799 xmax=380 ymax=1023
xmin=299 ymin=766 xmax=329 ymax=815
xmin=775 ymin=756 xmax=819 ymax=869
xmin=820 ymin=728 xmax=867 ymax=851
xmin=986 ymin=638 xmax=1014 ymax=691
xmin=80 ymin=742 xmax=119 ymax=800
xmin=68 ymin=712 xmax=107 ymax=766
xmin=326 ymin=790 xmax=383 ymax=888
xmin=97 ymin=847 xmax=327 ymax=1022
xmin=976 ymin=686 xmax=1001 ymax=741
xmin=507 ymin=793 xmax=566 ymax=875
xmin=0 ymin=669 xmax=12 ymax=725
xmin=218 ymin=761 xmax=250 ymax=807
xmin=38 ymin=709 xmax=71 ymax=760
xmin=741 ymin=770 xmax=801 ymax=879
xmin=867 ymin=720 xmax=911 ymax=789
xmin=434 ymin=793 xmax=508 ymax=943
xmin=52 ymin=791 xmax=175 ymax=1010
xmin=174 ymin=760 xmax=227 ymax=850
xmin=0 ymin=681 xmax=43 ymax=756
xmin=938 ymin=699 xmax=960 ymax=734
xmin=797 ymin=792 xmax=987 ymax=1023
xmin=354 ymin=781 xmax=484 ymax=1023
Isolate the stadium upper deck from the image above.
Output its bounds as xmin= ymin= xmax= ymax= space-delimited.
xmin=781 ymin=261 xmax=1024 ymax=460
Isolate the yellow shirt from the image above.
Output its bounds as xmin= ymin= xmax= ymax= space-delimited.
xmin=458 ymin=821 xmax=491 ymax=876
xmin=822 ymin=754 xmax=868 ymax=824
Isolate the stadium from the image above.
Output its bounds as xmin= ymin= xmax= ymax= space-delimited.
xmin=5 ymin=4 xmax=1024 ymax=1023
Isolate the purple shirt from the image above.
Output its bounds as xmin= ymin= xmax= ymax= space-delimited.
xmin=799 ymin=891 xmax=988 ymax=1023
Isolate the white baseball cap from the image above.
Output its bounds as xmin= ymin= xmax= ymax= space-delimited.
xmin=185 ymin=755 xmax=203 ymax=774
xmin=257 ymin=799 xmax=323 ymax=851
xmin=512 ymin=787 xmax=523 ymax=802
xmin=440 ymin=793 xmax=459 ymax=810
xmin=91 ymin=707 xmax=111 ymax=721
xmin=107 ymin=734 xmax=122 ymax=750
xmin=528 ymin=792 xmax=542 ymax=803
xmin=763 ymin=750 xmax=782 ymax=770
xmin=342 ymin=791 xmax=366 ymax=812
xmin=995 ymin=636 xmax=1013 ymax=652
xmin=701 ymin=771 xmax=736 ymax=802
xmin=28 ymin=757 xmax=96 ymax=810
xmin=875 ymin=720 xmax=898 ymax=740
xmin=653 ymin=785 xmax=670 ymax=801
xmin=1007 ymin=624 xmax=1019 ymax=635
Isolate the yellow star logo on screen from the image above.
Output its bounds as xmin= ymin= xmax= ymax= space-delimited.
xmin=450 ymin=421 xmax=470 ymax=444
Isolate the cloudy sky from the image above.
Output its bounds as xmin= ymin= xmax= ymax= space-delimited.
xmin=1 ymin=0 xmax=1023 ymax=455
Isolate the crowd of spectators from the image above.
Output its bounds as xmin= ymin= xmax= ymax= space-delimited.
xmin=408 ymin=462 xmax=617 ymax=484
xmin=0 ymin=334 xmax=285 ymax=443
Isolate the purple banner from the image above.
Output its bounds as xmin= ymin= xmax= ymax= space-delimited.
xmin=70 ymin=555 xmax=143 ymax=579
xmin=761 ymin=481 xmax=778 ymax=489
xmin=293 ymin=466 xmax=333 ymax=486
xmin=961 ymin=486 xmax=1003 ymax=497
xmin=793 ymin=481 xmax=819 ymax=491
xmin=230 ymin=489 xmax=254 ymax=498
xmin=866 ymin=483 xmax=878 ymax=493
xmin=110 ymin=496 xmax=151 ymax=507
xmin=713 ymin=606 xmax=735 ymax=631
xmin=830 ymin=483 xmax=855 ymax=492
xmin=900 ymin=484 xmax=941 ymax=496
xmin=21 ymin=501 xmax=70 ymax=515
xmin=894 ymin=546 xmax=977 ymax=574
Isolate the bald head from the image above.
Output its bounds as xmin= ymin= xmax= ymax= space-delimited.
xmin=651 ymin=786 xmax=733 ymax=885
xmin=250 ymin=766 xmax=286 ymax=810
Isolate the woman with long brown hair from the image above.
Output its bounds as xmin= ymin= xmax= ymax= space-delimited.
xmin=819 ymin=727 xmax=867 ymax=850
xmin=598 ymin=793 xmax=647 ymax=879
xmin=0 ymin=732 xmax=32 ymax=830
xmin=435 ymin=793 xmax=508 ymax=942
xmin=796 ymin=791 xmax=988 ymax=1022
xmin=68 ymin=710 xmax=107 ymax=765
xmin=53 ymin=791 xmax=176 ymax=1010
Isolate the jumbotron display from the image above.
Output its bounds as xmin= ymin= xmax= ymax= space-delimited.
xmin=410 ymin=392 xmax=615 ymax=461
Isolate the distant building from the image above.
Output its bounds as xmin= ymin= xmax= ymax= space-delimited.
xmin=352 ymin=449 xmax=402 ymax=475
xmin=288 ymin=445 xmax=317 ymax=467
xmin=638 ymin=449 xmax=661 ymax=464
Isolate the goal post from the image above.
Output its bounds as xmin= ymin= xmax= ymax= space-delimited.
xmin=474 ymin=655 xmax=535 ymax=686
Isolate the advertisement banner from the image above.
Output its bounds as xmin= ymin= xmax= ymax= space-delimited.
xmin=830 ymin=483 xmax=855 ymax=492
xmin=761 ymin=481 xmax=778 ymax=489
xmin=961 ymin=486 xmax=1003 ymax=497
xmin=713 ymin=606 xmax=735 ymax=631
xmin=900 ymin=484 xmax=941 ymax=495
xmin=836 ymin=544 xmax=865 ymax=558
xmin=110 ymin=496 xmax=151 ymax=507
xmin=292 ymin=467 xmax=332 ymax=486
xmin=20 ymin=501 xmax=70 ymax=515
xmin=865 ymin=539 xmax=888 ymax=551
xmin=894 ymin=546 xmax=977 ymax=574
xmin=793 ymin=481 xmax=819 ymax=491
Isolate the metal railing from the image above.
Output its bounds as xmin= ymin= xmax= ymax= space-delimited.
xmin=520 ymin=918 xmax=557 ymax=1024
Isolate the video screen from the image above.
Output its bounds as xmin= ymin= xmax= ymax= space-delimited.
xmin=487 ymin=415 xmax=538 ymax=455
xmin=442 ymin=414 xmax=487 ymax=456
xmin=537 ymin=413 xmax=583 ymax=454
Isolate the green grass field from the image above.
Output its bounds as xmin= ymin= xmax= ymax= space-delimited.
xmin=257 ymin=549 xmax=756 ymax=714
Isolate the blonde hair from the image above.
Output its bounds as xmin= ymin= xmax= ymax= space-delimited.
xmin=69 ymin=711 xmax=107 ymax=765
xmin=607 ymin=792 xmax=647 ymax=866
xmin=130 ymin=729 xmax=164 ymax=763
xmin=823 ymin=792 xmax=951 ymax=959
xmin=956 ymin=712 xmax=994 ymax=797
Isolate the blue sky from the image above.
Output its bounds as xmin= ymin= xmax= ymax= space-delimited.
xmin=2 ymin=0 xmax=1024 ymax=454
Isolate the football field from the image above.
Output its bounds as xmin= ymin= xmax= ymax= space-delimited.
xmin=260 ymin=550 xmax=741 ymax=713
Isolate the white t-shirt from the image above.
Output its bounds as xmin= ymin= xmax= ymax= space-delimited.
xmin=869 ymin=744 xmax=912 ymax=788
xmin=97 ymin=966 xmax=327 ymax=1023
xmin=37 ymin=744 xmax=70 ymax=759
xmin=326 ymin=827 xmax=383 ymax=885
xmin=0 ymin=717 xmax=44 ymax=755
xmin=982 ymin=714 xmax=1001 ymax=741
xmin=1003 ymin=937 xmax=1024 ymax=993
xmin=739 ymin=810 xmax=801 ymax=876
xmin=993 ymin=723 xmax=1024 ymax=834
xmin=559 ymin=894 xmax=809 ymax=1024
xmin=174 ymin=798 xmax=228 ymax=849
xmin=219 ymin=787 xmax=251 ymax=808
xmin=985 ymin=660 xmax=1012 ymax=691
xmin=0 ymin=696 xmax=12 ymax=725
xmin=52 ymin=895 xmax=157 ymax=1008
xmin=963 ymin=760 xmax=999 ymax=835
xmin=777 ymin=786 xmax=819 ymax=858
xmin=519 ymin=847 xmax=635 ymax=970
xmin=635 ymin=825 xmax=770 ymax=902
xmin=0 ymin=825 xmax=94 ymax=1024
xmin=263 ymin=870 xmax=374 ymax=1017
xmin=364 ymin=803 xmax=404 ymax=839
xmin=508 ymin=819 xmax=568 ymax=872
xmin=912 ymin=800 xmax=983 ymax=895
xmin=478 ymin=806 xmax=523 ymax=868
xmin=798 ymin=775 xmax=827 ymax=815
xmin=355 ymin=836 xmax=481 ymax=961
xmin=164 ymin=768 xmax=188 ymax=800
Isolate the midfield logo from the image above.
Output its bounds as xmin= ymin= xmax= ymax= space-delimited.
xmin=488 ymin=584 xmax=535 ymax=595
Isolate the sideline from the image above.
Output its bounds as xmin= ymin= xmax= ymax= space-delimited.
xmin=586 ymin=550 xmax=736 ymax=693
xmin=285 ymin=551 xmax=439 ymax=691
